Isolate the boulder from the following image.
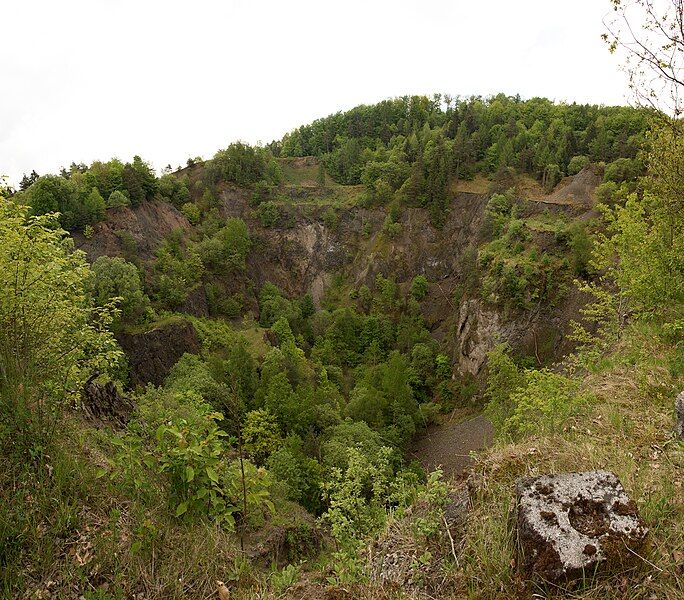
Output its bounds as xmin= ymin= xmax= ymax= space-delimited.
xmin=675 ymin=391 xmax=684 ymax=439
xmin=515 ymin=471 xmax=648 ymax=583
xmin=82 ymin=378 xmax=134 ymax=427
xmin=116 ymin=318 xmax=201 ymax=387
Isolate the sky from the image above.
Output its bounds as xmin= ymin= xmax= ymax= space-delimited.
xmin=1 ymin=0 xmax=631 ymax=187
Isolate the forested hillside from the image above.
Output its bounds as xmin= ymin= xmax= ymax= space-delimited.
xmin=2 ymin=6 xmax=684 ymax=596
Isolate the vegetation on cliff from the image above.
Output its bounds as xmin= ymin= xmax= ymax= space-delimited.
xmin=2 ymin=2 xmax=684 ymax=597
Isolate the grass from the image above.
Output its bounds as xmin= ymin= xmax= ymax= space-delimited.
xmin=451 ymin=175 xmax=491 ymax=195
xmin=452 ymin=328 xmax=684 ymax=598
xmin=235 ymin=320 xmax=271 ymax=359
xmin=120 ymin=314 xmax=188 ymax=335
xmin=0 ymin=419 xmax=243 ymax=599
xmin=525 ymin=211 xmax=569 ymax=233
xmin=278 ymin=157 xmax=335 ymax=187
xmin=277 ymin=156 xmax=366 ymax=209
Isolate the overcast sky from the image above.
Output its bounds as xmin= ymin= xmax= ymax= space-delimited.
xmin=1 ymin=0 xmax=630 ymax=186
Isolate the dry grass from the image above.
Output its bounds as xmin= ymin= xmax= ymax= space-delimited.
xmin=451 ymin=176 xmax=491 ymax=195
xmin=514 ymin=174 xmax=548 ymax=202
xmin=449 ymin=334 xmax=684 ymax=598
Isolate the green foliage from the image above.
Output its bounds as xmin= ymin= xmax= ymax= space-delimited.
xmin=243 ymin=409 xmax=282 ymax=465
xmin=255 ymin=200 xmax=280 ymax=227
xmin=322 ymin=206 xmax=338 ymax=230
xmin=567 ymin=221 xmax=593 ymax=277
xmin=155 ymin=403 xmax=233 ymax=523
xmin=165 ymin=353 xmax=230 ymax=412
xmin=18 ymin=155 xmax=161 ymax=229
xmin=90 ymin=256 xmax=151 ymax=327
xmin=479 ymin=209 xmax=570 ymax=310
xmin=180 ymin=202 xmax=200 ymax=224
xmin=223 ymin=459 xmax=275 ymax=528
xmin=258 ymin=283 xmax=301 ymax=328
xmin=267 ymin=438 xmax=323 ymax=513
xmin=197 ymin=218 xmax=251 ymax=272
xmin=321 ymin=446 xmax=394 ymax=546
xmin=0 ymin=201 xmax=122 ymax=447
xmin=206 ymin=142 xmax=280 ymax=187
xmin=504 ymin=369 xmax=587 ymax=438
xmin=83 ymin=187 xmax=106 ymax=223
xmin=484 ymin=344 xmax=526 ymax=433
xmin=276 ymin=94 xmax=649 ymax=218
xmin=567 ymin=155 xmax=590 ymax=175
xmin=22 ymin=175 xmax=105 ymax=230
xmin=321 ymin=420 xmax=387 ymax=471
xmin=485 ymin=343 xmax=587 ymax=438
xmin=107 ymin=189 xmax=130 ymax=208
xmin=410 ymin=275 xmax=429 ymax=300
xmin=603 ymin=157 xmax=643 ymax=184
xmin=270 ymin=564 xmax=301 ymax=592
xmin=158 ymin=174 xmax=190 ymax=208
xmin=152 ymin=235 xmax=204 ymax=309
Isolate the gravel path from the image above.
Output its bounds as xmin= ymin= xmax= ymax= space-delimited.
xmin=409 ymin=414 xmax=494 ymax=478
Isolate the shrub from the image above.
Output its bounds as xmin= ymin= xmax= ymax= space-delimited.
xmin=321 ymin=446 xmax=394 ymax=546
xmin=181 ymin=202 xmax=200 ymax=225
xmin=485 ymin=344 xmax=587 ymax=439
xmin=504 ymin=369 xmax=588 ymax=438
xmin=323 ymin=207 xmax=338 ymax=230
xmin=410 ymin=275 xmax=429 ymax=301
xmin=90 ymin=256 xmax=151 ymax=326
xmin=243 ymin=409 xmax=282 ymax=465
xmin=256 ymin=201 xmax=280 ymax=227
xmin=603 ymin=157 xmax=643 ymax=184
xmin=267 ymin=440 xmax=323 ymax=513
xmin=484 ymin=344 xmax=526 ymax=433
xmin=155 ymin=404 xmax=232 ymax=522
xmin=107 ymin=190 xmax=130 ymax=208
xmin=0 ymin=203 xmax=122 ymax=447
xmin=158 ymin=174 xmax=190 ymax=207
xmin=568 ymin=155 xmax=590 ymax=175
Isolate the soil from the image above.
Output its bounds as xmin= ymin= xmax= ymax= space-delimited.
xmin=409 ymin=414 xmax=494 ymax=478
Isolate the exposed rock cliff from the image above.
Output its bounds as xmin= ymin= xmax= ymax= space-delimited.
xmin=79 ymin=166 xmax=601 ymax=379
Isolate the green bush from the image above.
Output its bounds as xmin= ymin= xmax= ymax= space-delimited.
xmin=568 ymin=155 xmax=590 ymax=175
xmin=107 ymin=189 xmax=131 ymax=208
xmin=323 ymin=207 xmax=339 ymax=230
xmin=256 ymin=201 xmax=280 ymax=227
xmin=485 ymin=344 xmax=588 ymax=439
xmin=90 ymin=256 xmax=152 ymax=327
xmin=181 ymin=202 xmax=200 ymax=225
xmin=243 ymin=409 xmax=282 ymax=465
xmin=410 ymin=275 xmax=429 ymax=301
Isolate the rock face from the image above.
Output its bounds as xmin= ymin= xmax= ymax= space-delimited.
xmin=116 ymin=319 xmax=201 ymax=387
xmin=675 ymin=391 xmax=684 ymax=439
xmin=515 ymin=471 xmax=648 ymax=583
xmin=82 ymin=378 xmax=134 ymax=427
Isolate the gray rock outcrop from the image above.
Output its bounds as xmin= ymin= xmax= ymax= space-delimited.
xmin=675 ymin=391 xmax=684 ymax=439
xmin=515 ymin=471 xmax=648 ymax=583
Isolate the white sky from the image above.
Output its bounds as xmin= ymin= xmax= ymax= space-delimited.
xmin=1 ymin=0 xmax=630 ymax=186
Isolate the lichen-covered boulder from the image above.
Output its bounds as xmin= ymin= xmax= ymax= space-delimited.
xmin=515 ymin=471 xmax=648 ymax=583
xmin=675 ymin=391 xmax=684 ymax=439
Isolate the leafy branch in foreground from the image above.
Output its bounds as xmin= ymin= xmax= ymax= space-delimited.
xmin=0 ymin=199 xmax=122 ymax=450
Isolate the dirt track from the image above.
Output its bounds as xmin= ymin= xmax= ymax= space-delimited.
xmin=409 ymin=414 xmax=494 ymax=478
